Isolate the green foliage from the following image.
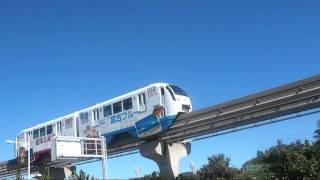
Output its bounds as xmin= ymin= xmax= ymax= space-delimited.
xmin=142 ymin=171 xmax=171 ymax=180
xmin=40 ymin=166 xmax=51 ymax=180
xmin=197 ymin=154 xmax=239 ymax=180
xmin=242 ymin=139 xmax=320 ymax=179
xmin=15 ymin=161 xmax=23 ymax=180
xmin=315 ymin=120 xmax=320 ymax=142
xmin=69 ymin=169 xmax=96 ymax=180
xmin=176 ymin=173 xmax=197 ymax=180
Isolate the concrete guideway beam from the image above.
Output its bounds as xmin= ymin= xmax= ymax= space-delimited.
xmin=139 ymin=140 xmax=191 ymax=178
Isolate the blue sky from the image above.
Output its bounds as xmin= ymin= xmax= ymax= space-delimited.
xmin=0 ymin=1 xmax=320 ymax=179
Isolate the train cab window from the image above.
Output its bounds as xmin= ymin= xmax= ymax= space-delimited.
xmin=113 ymin=101 xmax=122 ymax=114
xmin=166 ymin=86 xmax=176 ymax=101
xmin=40 ymin=127 xmax=46 ymax=137
xmin=33 ymin=129 xmax=39 ymax=139
xmin=123 ymin=98 xmax=132 ymax=110
xmin=47 ymin=125 xmax=53 ymax=135
xmin=80 ymin=112 xmax=89 ymax=124
xmin=168 ymin=85 xmax=188 ymax=97
xmin=103 ymin=105 xmax=112 ymax=117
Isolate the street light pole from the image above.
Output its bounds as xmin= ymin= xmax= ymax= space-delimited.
xmin=6 ymin=134 xmax=31 ymax=180
xmin=27 ymin=133 xmax=31 ymax=180
xmin=101 ymin=137 xmax=108 ymax=180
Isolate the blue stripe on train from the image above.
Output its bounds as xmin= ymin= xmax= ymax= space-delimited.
xmin=102 ymin=114 xmax=176 ymax=144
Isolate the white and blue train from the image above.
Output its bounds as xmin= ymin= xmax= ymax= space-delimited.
xmin=14 ymin=83 xmax=192 ymax=163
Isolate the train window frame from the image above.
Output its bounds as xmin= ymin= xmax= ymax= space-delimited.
xmin=47 ymin=125 xmax=53 ymax=135
xmin=33 ymin=129 xmax=39 ymax=139
xmin=166 ymin=86 xmax=176 ymax=101
xmin=103 ymin=105 xmax=112 ymax=117
xmin=113 ymin=101 xmax=122 ymax=114
xmin=40 ymin=127 xmax=46 ymax=137
xmin=123 ymin=98 xmax=133 ymax=111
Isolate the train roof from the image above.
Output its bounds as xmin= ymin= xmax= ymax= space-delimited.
xmin=20 ymin=82 xmax=169 ymax=133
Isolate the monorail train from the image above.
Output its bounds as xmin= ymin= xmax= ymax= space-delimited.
xmin=14 ymin=83 xmax=192 ymax=163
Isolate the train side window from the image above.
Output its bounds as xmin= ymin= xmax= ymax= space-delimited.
xmin=103 ymin=105 xmax=112 ymax=117
xmin=143 ymin=93 xmax=146 ymax=104
xmin=96 ymin=109 xmax=99 ymax=120
xmin=138 ymin=95 xmax=142 ymax=105
xmin=93 ymin=109 xmax=99 ymax=121
xmin=47 ymin=125 xmax=53 ymax=135
xmin=33 ymin=129 xmax=39 ymax=139
xmin=40 ymin=127 xmax=46 ymax=137
xmin=123 ymin=98 xmax=132 ymax=110
xmin=113 ymin=101 xmax=122 ymax=114
xmin=139 ymin=93 xmax=146 ymax=106
xmin=80 ymin=112 xmax=89 ymax=124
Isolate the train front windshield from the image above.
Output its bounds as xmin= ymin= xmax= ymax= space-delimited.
xmin=169 ymin=85 xmax=188 ymax=97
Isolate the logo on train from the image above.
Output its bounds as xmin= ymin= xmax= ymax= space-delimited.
xmin=36 ymin=134 xmax=55 ymax=145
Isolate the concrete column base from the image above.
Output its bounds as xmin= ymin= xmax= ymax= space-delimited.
xmin=139 ymin=140 xmax=191 ymax=178
xmin=50 ymin=166 xmax=74 ymax=179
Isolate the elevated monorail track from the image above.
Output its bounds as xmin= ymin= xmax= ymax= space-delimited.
xmin=107 ymin=74 xmax=320 ymax=155
xmin=1 ymin=74 xmax=320 ymax=177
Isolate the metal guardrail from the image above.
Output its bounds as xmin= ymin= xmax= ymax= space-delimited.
xmin=52 ymin=136 xmax=104 ymax=159
xmin=0 ymin=136 xmax=109 ymax=179
xmin=1 ymin=74 xmax=320 ymax=177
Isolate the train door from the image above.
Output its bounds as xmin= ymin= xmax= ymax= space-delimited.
xmin=161 ymin=87 xmax=165 ymax=106
xmin=138 ymin=93 xmax=146 ymax=112
xmin=78 ymin=111 xmax=99 ymax=137
xmin=160 ymin=87 xmax=166 ymax=116
xmin=62 ymin=118 xmax=75 ymax=136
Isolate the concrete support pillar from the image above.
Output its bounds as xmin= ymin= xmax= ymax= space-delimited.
xmin=139 ymin=140 xmax=191 ymax=178
xmin=50 ymin=166 xmax=75 ymax=179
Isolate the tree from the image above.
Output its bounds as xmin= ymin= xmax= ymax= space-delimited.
xmin=242 ymin=139 xmax=320 ymax=179
xmin=315 ymin=120 xmax=320 ymax=142
xmin=40 ymin=166 xmax=51 ymax=180
xmin=15 ymin=161 xmax=23 ymax=180
xmin=197 ymin=154 xmax=239 ymax=180
xmin=142 ymin=171 xmax=171 ymax=180
xmin=69 ymin=169 xmax=96 ymax=180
